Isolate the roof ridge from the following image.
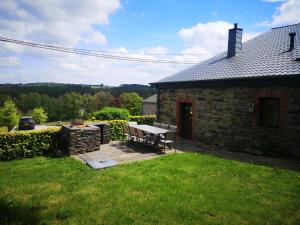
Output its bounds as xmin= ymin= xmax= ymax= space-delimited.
xmin=271 ymin=23 xmax=300 ymax=30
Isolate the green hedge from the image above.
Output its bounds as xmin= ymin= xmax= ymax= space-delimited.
xmin=0 ymin=116 xmax=157 ymax=161
xmin=129 ymin=115 xmax=156 ymax=125
xmin=105 ymin=120 xmax=127 ymax=141
xmin=0 ymin=128 xmax=61 ymax=161
xmin=93 ymin=107 xmax=130 ymax=120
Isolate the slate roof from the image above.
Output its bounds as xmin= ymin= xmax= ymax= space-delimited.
xmin=143 ymin=94 xmax=157 ymax=103
xmin=152 ymin=23 xmax=300 ymax=84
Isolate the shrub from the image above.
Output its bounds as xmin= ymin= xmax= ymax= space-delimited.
xmin=129 ymin=115 xmax=156 ymax=125
xmin=31 ymin=107 xmax=48 ymax=124
xmin=94 ymin=107 xmax=129 ymax=120
xmin=106 ymin=120 xmax=127 ymax=140
xmin=0 ymin=128 xmax=61 ymax=161
xmin=0 ymin=99 xmax=19 ymax=131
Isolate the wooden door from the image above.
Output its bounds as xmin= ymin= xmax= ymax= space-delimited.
xmin=180 ymin=103 xmax=193 ymax=139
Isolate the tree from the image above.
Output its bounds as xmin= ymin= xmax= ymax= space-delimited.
xmin=92 ymin=91 xmax=114 ymax=111
xmin=120 ymin=92 xmax=143 ymax=115
xmin=63 ymin=92 xmax=84 ymax=120
xmin=31 ymin=107 xmax=48 ymax=124
xmin=16 ymin=92 xmax=42 ymax=112
xmin=0 ymin=99 xmax=19 ymax=131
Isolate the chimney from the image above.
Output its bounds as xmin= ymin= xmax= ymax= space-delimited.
xmin=289 ymin=32 xmax=296 ymax=51
xmin=227 ymin=23 xmax=243 ymax=57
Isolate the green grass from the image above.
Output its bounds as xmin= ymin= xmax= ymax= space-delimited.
xmin=0 ymin=153 xmax=299 ymax=225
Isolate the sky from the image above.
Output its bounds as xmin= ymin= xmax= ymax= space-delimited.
xmin=0 ymin=0 xmax=299 ymax=86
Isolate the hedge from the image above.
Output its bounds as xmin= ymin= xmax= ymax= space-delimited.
xmin=0 ymin=128 xmax=61 ymax=161
xmin=0 ymin=116 xmax=157 ymax=161
xmin=93 ymin=107 xmax=130 ymax=121
xmin=129 ymin=115 xmax=156 ymax=126
xmin=105 ymin=120 xmax=127 ymax=141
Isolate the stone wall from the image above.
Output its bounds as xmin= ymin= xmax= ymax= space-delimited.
xmin=93 ymin=122 xmax=110 ymax=144
xmin=61 ymin=125 xmax=101 ymax=155
xmin=158 ymin=86 xmax=300 ymax=158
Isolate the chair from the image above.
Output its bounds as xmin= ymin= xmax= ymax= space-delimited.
xmin=136 ymin=128 xmax=150 ymax=143
xmin=121 ymin=123 xmax=130 ymax=142
xmin=129 ymin=126 xmax=137 ymax=142
xmin=159 ymin=131 xmax=176 ymax=154
xmin=128 ymin=121 xmax=137 ymax=126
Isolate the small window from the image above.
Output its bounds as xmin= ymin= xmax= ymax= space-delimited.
xmin=260 ymin=98 xmax=280 ymax=128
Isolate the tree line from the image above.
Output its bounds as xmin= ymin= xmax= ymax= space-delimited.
xmin=0 ymin=91 xmax=144 ymax=127
xmin=0 ymin=83 xmax=156 ymax=98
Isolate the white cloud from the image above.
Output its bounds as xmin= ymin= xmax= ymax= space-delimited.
xmin=0 ymin=1 xmax=263 ymax=86
xmin=0 ymin=0 xmax=120 ymax=46
xmin=81 ymin=31 xmax=107 ymax=45
xmin=260 ymin=0 xmax=300 ymax=26
xmin=177 ymin=21 xmax=260 ymax=62
xmin=261 ymin=0 xmax=286 ymax=2
xmin=0 ymin=56 xmax=20 ymax=68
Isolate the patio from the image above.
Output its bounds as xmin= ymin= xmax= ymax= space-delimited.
xmin=75 ymin=138 xmax=300 ymax=171
xmin=75 ymin=140 xmax=179 ymax=168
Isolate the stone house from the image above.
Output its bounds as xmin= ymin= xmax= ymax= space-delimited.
xmin=142 ymin=94 xmax=157 ymax=115
xmin=151 ymin=23 xmax=300 ymax=158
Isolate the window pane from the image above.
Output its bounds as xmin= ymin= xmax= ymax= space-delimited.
xmin=260 ymin=98 xmax=280 ymax=128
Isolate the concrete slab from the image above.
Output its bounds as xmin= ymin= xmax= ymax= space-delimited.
xmin=85 ymin=159 xmax=118 ymax=169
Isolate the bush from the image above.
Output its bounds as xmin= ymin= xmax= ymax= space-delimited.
xmin=129 ymin=115 xmax=156 ymax=125
xmin=0 ymin=128 xmax=61 ymax=161
xmin=94 ymin=107 xmax=129 ymax=120
xmin=106 ymin=120 xmax=127 ymax=140
xmin=0 ymin=99 xmax=19 ymax=131
xmin=31 ymin=107 xmax=48 ymax=124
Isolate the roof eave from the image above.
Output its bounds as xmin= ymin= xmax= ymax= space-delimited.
xmin=150 ymin=74 xmax=300 ymax=89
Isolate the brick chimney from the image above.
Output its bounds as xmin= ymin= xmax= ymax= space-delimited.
xmin=227 ymin=23 xmax=243 ymax=57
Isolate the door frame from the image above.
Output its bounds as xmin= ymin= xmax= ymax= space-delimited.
xmin=176 ymin=97 xmax=196 ymax=140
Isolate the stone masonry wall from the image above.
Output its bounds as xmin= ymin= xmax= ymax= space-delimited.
xmin=61 ymin=125 xmax=101 ymax=155
xmin=158 ymin=86 xmax=300 ymax=158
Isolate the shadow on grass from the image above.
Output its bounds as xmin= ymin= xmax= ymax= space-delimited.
xmin=0 ymin=198 xmax=43 ymax=225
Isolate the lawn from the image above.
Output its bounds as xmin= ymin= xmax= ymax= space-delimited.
xmin=0 ymin=153 xmax=299 ymax=225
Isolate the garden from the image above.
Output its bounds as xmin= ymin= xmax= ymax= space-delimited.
xmin=0 ymin=88 xmax=299 ymax=225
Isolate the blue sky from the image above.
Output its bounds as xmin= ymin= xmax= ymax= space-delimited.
xmin=0 ymin=0 xmax=299 ymax=85
xmin=105 ymin=0 xmax=275 ymax=50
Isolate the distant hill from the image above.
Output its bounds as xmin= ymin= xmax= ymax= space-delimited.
xmin=0 ymin=83 xmax=156 ymax=98
xmin=110 ymin=84 xmax=156 ymax=98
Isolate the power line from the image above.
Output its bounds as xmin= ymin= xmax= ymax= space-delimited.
xmin=0 ymin=36 xmax=211 ymax=64
xmin=75 ymin=48 xmax=221 ymax=56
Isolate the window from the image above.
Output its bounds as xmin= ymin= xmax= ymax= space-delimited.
xmin=260 ymin=98 xmax=280 ymax=128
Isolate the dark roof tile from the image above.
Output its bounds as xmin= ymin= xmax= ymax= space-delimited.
xmin=153 ymin=23 xmax=300 ymax=84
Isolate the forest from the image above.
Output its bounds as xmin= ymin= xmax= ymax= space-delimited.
xmin=0 ymin=83 xmax=156 ymax=122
